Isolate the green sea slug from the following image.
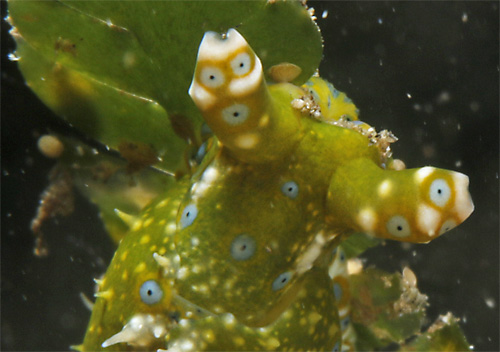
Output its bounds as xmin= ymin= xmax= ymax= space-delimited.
xmin=76 ymin=28 xmax=474 ymax=351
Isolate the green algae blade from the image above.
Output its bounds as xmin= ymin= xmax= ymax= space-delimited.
xmin=350 ymin=268 xmax=427 ymax=350
xmin=57 ymin=135 xmax=174 ymax=244
xmin=399 ymin=313 xmax=471 ymax=352
xmin=7 ymin=0 xmax=322 ymax=173
xmin=340 ymin=232 xmax=382 ymax=259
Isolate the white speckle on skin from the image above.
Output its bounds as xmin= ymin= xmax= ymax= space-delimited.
xmin=191 ymin=237 xmax=200 ymax=247
xmin=196 ymin=29 xmax=248 ymax=62
xmin=416 ymin=203 xmax=441 ymax=236
xmin=192 ymin=167 xmax=219 ymax=201
xmin=166 ymin=222 xmax=176 ymax=234
xmin=177 ymin=267 xmax=189 ymax=280
xmin=258 ymin=114 xmax=270 ymax=127
xmin=296 ymin=231 xmax=326 ymax=274
xmin=377 ymin=179 xmax=392 ymax=197
xmin=223 ymin=313 xmax=236 ymax=326
xmin=452 ymin=172 xmax=474 ymax=221
xmin=188 ymin=81 xmax=217 ymax=110
xmin=234 ymin=133 xmax=259 ymax=149
xmin=357 ymin=208 xmax=377 ymax=233
xmin=414 ymin=167 xmax=434 ymax=183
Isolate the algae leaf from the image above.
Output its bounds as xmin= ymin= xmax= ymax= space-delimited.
xmin=7 ymin=0 xmax=323 ymax=173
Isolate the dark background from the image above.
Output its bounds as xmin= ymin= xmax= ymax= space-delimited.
xmin=2 ymin=2 xmax=498 ymax=351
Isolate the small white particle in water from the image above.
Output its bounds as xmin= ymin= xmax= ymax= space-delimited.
xmin=457 ymin=123 xmax=461 ymax=130
xmin=8 ymin=53 xmax=20 ymax=61
xmin=377 ymin=18 xmax=383 ymax=24
xmin=455 ymin=160 xmax=462 ymax=167
xmin=436 ymin=90 xmax=451 ymax=104
xmin=462 ymin=12 xmax=468 ymax=23
xmin=379 ymin=59 xmax=383 ymax=66
xmin=322 ymin=10 xmax=328 ymax=19
xmin=406 ymin=93 xmax=412 ymax=99
xmin=413 ymin=103 xmax=422 ymax=111
xmin=106 ymin=18 xmax=113 ymax=27
xmin=485 ymin=297 xmax=496 ymax=308
xmin=470 ymin=101 xmax=480 ymax=112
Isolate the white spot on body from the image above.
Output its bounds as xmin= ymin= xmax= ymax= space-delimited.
xmin=347 ymin=258 xmax=363 ymax=275
xmin=416 ymin=204 xmax=441 ymax=236
xmin=177 ymin=267 xmax=189 ymax=280
xmin=357 ymin=208 xmax=377 ymax=233
xmin=414 ymin=166 xmax=435 ymax=183
xmin=101 ymin=314 xmax=167 ymax=348
xmin=191 ymin=166 xmax=219 ymax=201
xmin=377 ymin=179 xmax=392 ymax=197
xmin=452 ymin=172 xmax=474 ymax=221
xmin=196 ymin=29 xmax=248 ymax=62
xmin=166 ymin=222 xmax=177 ymax=234
xmin=188 ymin=81 xmax=216 ymax=110
xmin=296 ymin=231 xmax=326 ymax=274
xmin=234 ymin=133 xmax=259 ymax=149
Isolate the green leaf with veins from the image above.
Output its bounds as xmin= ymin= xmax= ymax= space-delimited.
xmin=7 ymin=0 xmax=322 ymax=173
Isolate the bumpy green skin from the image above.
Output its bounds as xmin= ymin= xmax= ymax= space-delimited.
xmin=80 ymin=29 xmax=473 ymax=351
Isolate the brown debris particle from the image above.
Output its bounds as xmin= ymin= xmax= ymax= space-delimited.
xmin=330 ymin=116 xmax=399 ymax=167
xmin=118 ymin=141 xmax=159 ymax=173
xmin=291 ymin=92 xmax=322 ymax=119
xmin=427 ymin=312 xmax=459 ymax=334
xmin=393 ymin=267 xmax=428 ymax=315
xmin=31 ymin=166 xmax=75 ymax=257
xmin=54 ymin=37 xmax=77 ymax=56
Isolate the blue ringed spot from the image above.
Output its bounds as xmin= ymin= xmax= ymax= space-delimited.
xmin=272 ymin=271 xmax=293 ymax=291
xmin=221 ymin=104 xmax=250 ymax=126
xmin=333 ymin=282 xmax=343 ymax=301
xmin=230 ymin=234 xmax=256 ymax=261
xmin=281 ymin=181 xmax=299 ymax=199
xmin=180 ymin=204 xmax=198 ymax=229
xmin=139 ymin=280 xmax=163 ymax=305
